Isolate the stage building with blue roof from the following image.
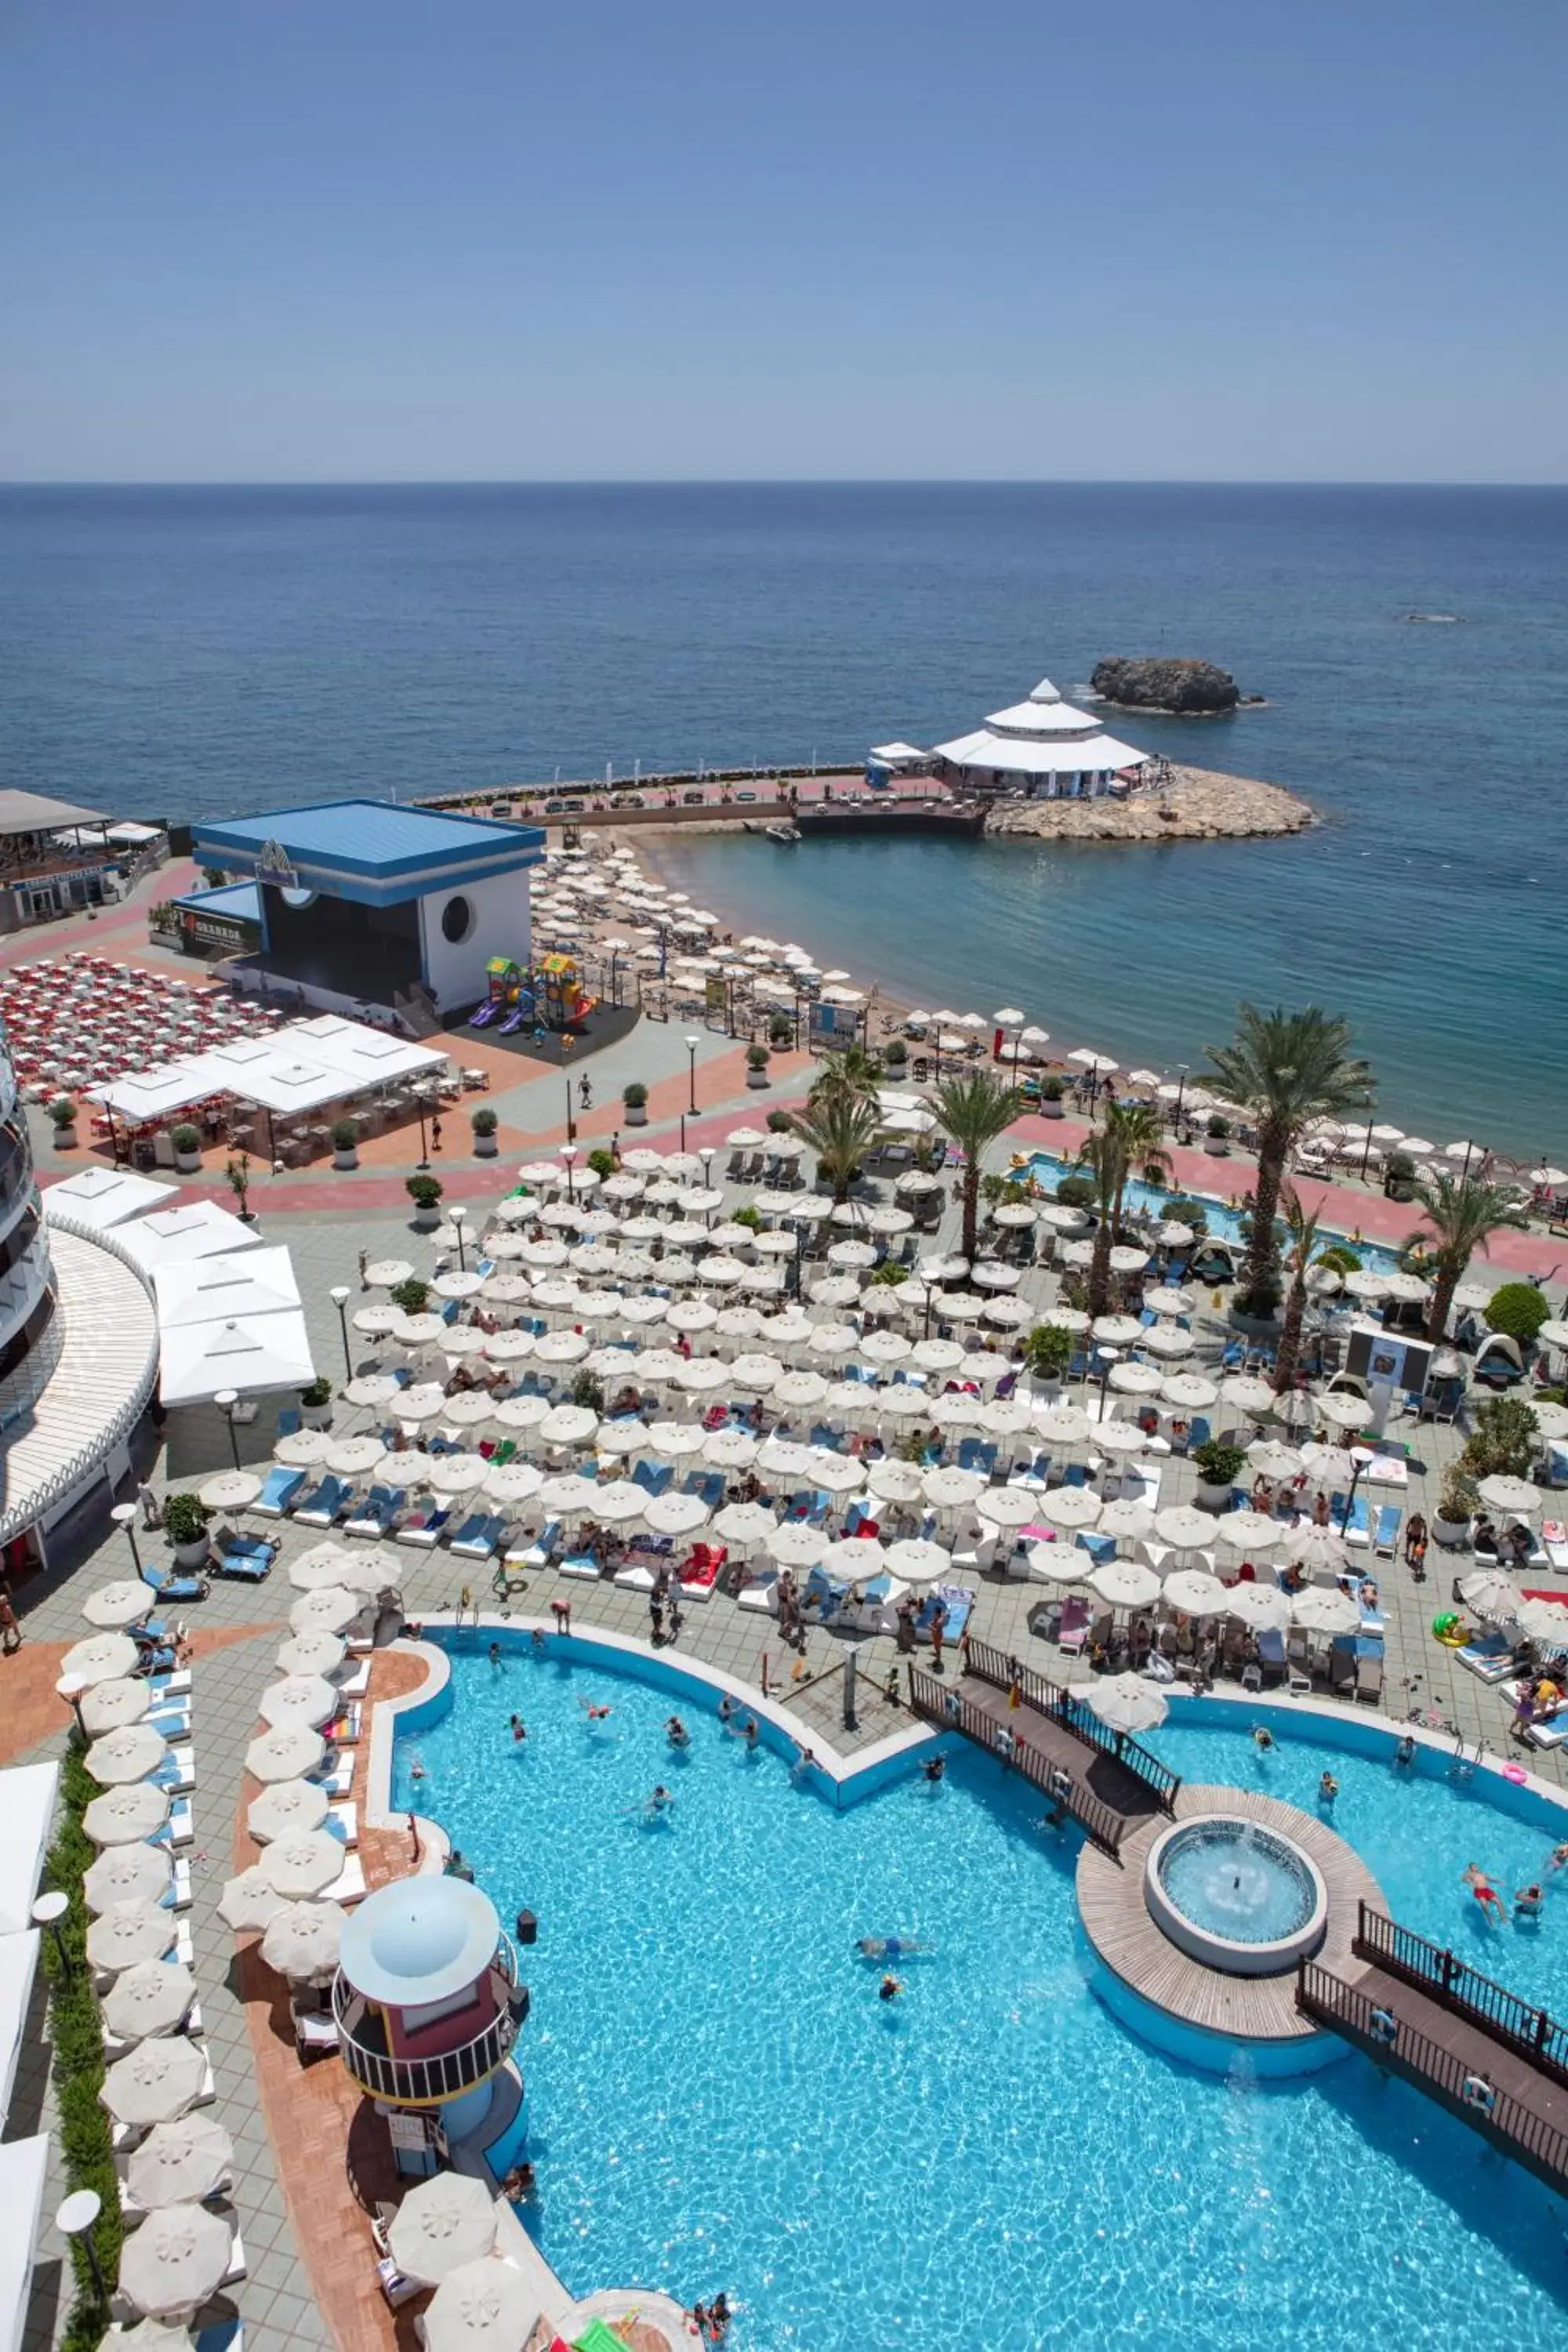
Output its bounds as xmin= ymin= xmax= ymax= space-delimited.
xmin=189 ymin=798 xmax=544 ymax=1019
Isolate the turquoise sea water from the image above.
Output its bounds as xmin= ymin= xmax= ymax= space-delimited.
xmin=3 ymin=484 xmax=1564 ymax=1146
xmin=394 ymin=1634 xmax=1568 ymax=2352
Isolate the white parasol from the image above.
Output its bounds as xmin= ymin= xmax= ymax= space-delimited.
xmin=198 ymin=1469 xmax=262 ymax=1511
xmin=1289 ymin=1586 xmax=1362 ymax=1635
xmin=85 ymin=1723 xmax=169 ymax=1786
xmin=101 ymin=2034 xmax=208 ymax=2127
xmin=86 ymin=1899 xmax=175 ymax=1973
xmin=245 ymin=1722 xmax=328 ymax=1783
xmin=1225 ymin=1584 xmax=1291 ymax=1632
xmin=79 ymin=1678 xmax=151 ymax=1737
xmin=1212 ymin=1509 xmax=1281 ymax=1553
xmin=1040 ymin=1487 xmax=1102 ymax=1531
xmin=61 ymin=1631 xmax=140 ymax=1687
xmin=217 ymin=1864 xmax=286 ymax=1933
xmin=1083 ymin=1671 xmax=1168 ymax=1732
xmin=258 ymin=1675 xmax=339 ymax=1730
xmin=259 ymin=1828 xmax=348 ymax=1900
xmin=83 ymin=1782 xmax=169 ymax=1848
xmin=276 ymin=1629 xmax=347 ymax=1679
xmin=81 ymin=1581 xmax=157 ymax=1631
xmin=127 ymin=2115 xmax=235 ymax=2211
xmin=1162 ymin=1568 xmax=1230 ymax=1616
xmin=1089 ymin=1559 xmax=1162 ymax=1611
xmin=1153 ymin=1505 xmax=1214 ymax=1553
xmin=84 ymin=1841 xmax=172 ymax=1912
xmin=260 ymin=1898 xmax=346 ymax=1983
xmin=118 ymin=2201 xmax=232 ymax=2319
xmin=102 ymin=1958 xmax=197 ymax=2042
xmin=423 ymin=2256 xmax=539 ymax=2352
xmin=387 ymin=2173 xmax=500 ymax=2287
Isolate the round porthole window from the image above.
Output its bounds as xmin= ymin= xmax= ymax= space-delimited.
xmin=441 ymin=895 xmax=474 ymax=945
xmin=279 ymin=886 xmax=317 ymax=911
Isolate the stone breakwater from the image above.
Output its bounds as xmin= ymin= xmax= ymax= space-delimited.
xmin=982 ymin=764 xmax=1313 ymax=844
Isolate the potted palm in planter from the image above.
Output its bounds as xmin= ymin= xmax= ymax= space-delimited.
xmin=163 ymin=1491 xmax=212 ymax=1570
xmin=170 ymin=1121 xmax=203 ymax=1176
xmin=299 ymin=1375 xmax=334 ymax=1430
xmin=746 ymin=1044 xmax=771 ymax=1091
xmin=406 ymin=1171 xmax=444 ymax=1230
xmin=226 ymin=1151 xmax=255 ymax=1224
xmin=471 ymin=1104 xmax=499 ymax=1158
xmin=1203 ymin=1113 xmax=1232 ymax=1157
xmin=1382 ymin=1149 xmax=1417 ymax=1203
xmin=1433 ymin=1465 xmax=1477 ymax=1548
xmin=330 ymin=1116 xmax=360 ymax=1171
xmin=1040 ymin=1075 xmax=1066 ymax=1120
xmin=1192 ymin=1438 xmax=1247 ymax=1509
xmin=622 ymin=1081 xmax=649 ymax=1129
xmin=48 ymin=1096 xmax=78 ymax=1150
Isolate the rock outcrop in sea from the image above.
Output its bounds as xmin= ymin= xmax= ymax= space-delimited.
xmin=1090 ymin=656 xmax=1246 ymax=714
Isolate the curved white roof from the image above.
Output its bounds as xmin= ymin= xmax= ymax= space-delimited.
xmin=339 ymin=1875 xmax=500 ymax=2006
xmin=933 ymin=727 xmax=1149 ymax=775
xmin=0 ymin=1225 xmax=158 ymax=1546
xmin=982 ymin=699 xmax=1102 ymax=738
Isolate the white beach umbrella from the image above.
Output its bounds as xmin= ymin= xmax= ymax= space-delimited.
xmin=1290 ymin=1586 xmax=1362 ymax=1635
xmin=646 ymin=1420 xmax=706 ymax=1459
xmin=245 ymin=1722 xmax=327 ymax=1783
xmin=423 ymin=2256 xmax=539 ymax=2352
xmin=1138 ymin=1325 xmax=1194 ymax=1359
xmin=258 ymin=1675 xmax=339 ymax=1730
xmin=539 ymin=1403 xmax=601 ymax=1448
xmin=1225 ymin=1584 xmax=1291 ymax=1633
xmin=1279 ymin=1523 xmax=1351 ymax=1577
xmin=394 ymin=1383 xmax=448 ymax=1423
xmin=859 ymin=1328 xmax=913 ymax=1367
xmin=729 ymin=1352 xmax=783 ymax=1392
xmin=389 ymin=2172 xmax=499 ymax=2288
xmin=931 ymin=1392 xmax=982 ymax=1431
xmin=805 ymin=1450 xmax=866 ymax=1495
xmin=983 ymin=1298 xmax=1031 ymax=1330
xmin=1247 ymin=1439 xmax=1305 ymax=1480
xmin=1143 ymin=1286 xmax=1195 ymax=1317
xmin=769 ymin=1523 xmax=829 ymax=1569
xmin=1479 ymin=1473 xmax=1541 ymax=1515
xmin=1162 ymin=1569 xmax=1230 ymax=1617
xmin=873 ymin=1386 xmax=928 ymax=1423
xmin=440 ymin=1391 xmax=498 ymax=1430
xmin=260 ymin=1828 xmax=347 ymax=1900
xmin=593 ymin=1420 xmax=648 ymax=1460
xmin=365 ymin=1257 xmax=416 ymax=1287
xmin=1162 ymin=1373 xmax=1219 ymax=1411
xmin=1382 ymin=1270 xmax=1431 ymax=1304
xmin=1519 ymin=1598 xmax=1568 ymax=1644
xmin=1457 ymin=1566 xmax=1525 ymax=1621
xmin=1090 ymin=1560 xmax=1162 ymax=1612
xmin=1040 ymin=1487 xmax=1102 ymax=1532
xmin=538 ymin=1473 xmax=601 ymax=1518
xmin=198 ymin=1468 xmax=262 ymax=1512
xmin=1297 ymin=1443 xmax=1358 ymax=1486
xmin=248 ymin=1778 xmax=330 ymax=1843
xmin=423 ymin=1453 xmax=490 ymax=1495
xmin=714 ymin=1305 xmax=766 ymax=1341
xmin=127 ymin=2115 xmax=234 ymax=2212
xmin=820 ymin=1536 xmax=889 ymax=1579
xmin=805 ymin=1324 xmax=860 ymax=1362
xmin=353 ymin=1305 xmax=401 ymax=1338
xmin=978 ymin=1486 xmax=1037 ymax=1530
xmin=1213 ymin=1509 xmax=1281 ymax=1554
xmin=102 ymin=1958 xmax=196 ymax=2042
xmin=673 ymin=1356 xmax=728 ymax=1394
xmin=1039 ymin=1304 xmax=1091 ymax=1332
xmin=1153 ymin=1505 xmax=1214 ymax=1553
xmin=100 ymin=2033 xmax=208 ymax=2127
xmin=713 ymin=1501 xmax=779 ymax=1548
xmin=866 ymin=1459 xmax=926 ymax=1504
xmin=85 ymin=1723 xmax=170 ymax=1787
xmin=1036 ymin=1405 xmax=1091 ymax=1446
xmin=82 ymin=1580 xmax=157 ymax=1631
xmin=1098 ymin=1497 xmax=1155 ymax=1544
xmin=757 ymin=1436 xmax=813 ymax=1480
xmin=84 ymin=1841 xmax=174 ymax=1912
xmin=289 ymin=1541 xmax=356 ymax=1592
xmin=1221 ymin=1376 xmax=1277 ymax=1416
xmin=118 ymin=2201 xmax=231 ymax=2319
xmin=87 ymin=1899 xmax=176 ymax=1973
xmin=923 ymin=1466 xmax=984 ymax=1510
xmin=79 ymin=1678 xmax=151 ymax=1737
xmin=704 ymin=1426 xmax=759 ymax=1469
xmin=484 ymin=1461 xmax=545 ymax=1507
xmin=62 ymin=1631 xmax=143 ymax=1688
xmin=83 ymin=1782 xmax=170 ymax=1848
xmin=493 ymin=1393 xmax=550 ymax=1433
xmin=216 ymin=1864 xmax=285 ymax=1933
xmin=1316 ymin=1392 xmax=1371 ymax=1430
xmin=1109 ymin=1362 xmax=1165 ymax=1398
xmin=981 ymin=1397 xmax=1033 ymax=1438
xmin=592 ymin=1479 xmax=649 ymax=1524
xmin=274 ymin=1427 xmax=336 ymax=1467
xmin=1083 ymin=1670 xmax=1167 ymax=1732
xmin=1093 ymin=1420 xmax=1148 ymax=1459
xmin=775 ymin=1370 xmax=829 ymax=1410
xmin=884 ymin=1537 xmax=950 ymax=1586
xmin=345 ymin=1374 xmax=407 ymax=1409
xmin=1343 ymin=1270 xmax=1390 ymax=1303
xmin=912 ymin=1338 xmax=965 ymax=1374
xmin=260 ymin=1898 xmax=346 ymax=1984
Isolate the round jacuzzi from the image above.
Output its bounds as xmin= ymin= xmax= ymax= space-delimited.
xmin=1144 ymin=1813 xmax=1328 ymax=1977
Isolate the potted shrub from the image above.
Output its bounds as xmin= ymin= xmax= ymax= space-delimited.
xmin=226 ymin=1150 xmax=255 ymax=1223
xmin=1040 ymin=1075 xmax=1066 ymax=1120
xmin=587 ymin=1146 xmax=615 ymax=1179
xmin=1434 ymin=1465 xmax=1478 ymax=1548
xmin=622 ymin=1081 xmax=649 ymax=1128
xmin=731 ymin=1204 xmax=764 ymax=1232
xmin=766 ymin=1109 xmax=794 ymax=1134
xmin=571 ymin=1368 xmax=606 ymax=1414
xmin=1054 ymin=1173 xmax=1096 ymax=1211
xmin=470 ymin=1105 xmax=499 ymax=1159
xmin=299 ymin=1374 xmax=335 ymax=1429
xmin=770 ymin=1014 xmax=797 ymax=1051
xmin=882 ymin=1036 xmax=908 ymax=1072
xmin=331 ymin=1116 xmax=360 ymax=1171
xmin=1203 ymin=1113 xmax=1232 ymax=1157
xmin=406 ymin=1171 xmax=444 ymax=1230
xmin=1023 ymin=1323 xmax=1074 ymax=1397
xmin=1192 ymin=1438 xmax=1247 ymax=1509
xmin=1382 ymin=1149 xmax=1417 ymax=1203
xmin=169 ymin=1121 xmax=202 ymax=1175
xmin=746 ymin=1044 xmax=771 ymax=1091
xmin=48 ymin=1096 xmax=78 ymax=1149
xmin=390 ymin=1276 xmax=431 ymax=1316
xmin=163 ymin=1491 xmax=211 ymax=1570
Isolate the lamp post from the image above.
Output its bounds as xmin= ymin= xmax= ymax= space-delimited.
xmin=791 ymin=1222 xmax=807 ymax=1300
xmin=213 ymin=1388 xmax=240 ymax=1472
xmin=559 ymin=1148 xmax=577 ymax=1207
xmin=329 ymin=1284 xmax=352 ymax=1377
xmin=109 ymin=1499 xmax=143 ymax=1579
xmin=1174 ymin=1065 xmax=1188 ymax=1127
xmin=1343 ymin=1443 xmax=1375 ymax=1537
xmin=679 ymin=1112 xmax=687 ymax=1155
xmin=684 ymin=1033 xmax=700 ymax=1116
xmin=416 ymin=1094 xmax=432 ymax=1171
xmin=1095 ymin=1346 xmax=1121 ymax=1428
xmin=448 ymin=1204 xmax=468 ymax=1269
xmin=56 ymin=2189 xmax=107 ymax=2311
xmin=33 ymin=1889 xmax=71 ymax=1973
xmin=564 ymin=1075 xmax=575 ymax=1146
xmin=53 ymin=1677 xmax=88 ymax=1743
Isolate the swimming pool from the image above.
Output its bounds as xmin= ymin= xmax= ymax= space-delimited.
xmin=1013 ymin=1151 xmax=1405 ymax=1274
xmin=395 ymin=1640 xmax=1568 ymax=2352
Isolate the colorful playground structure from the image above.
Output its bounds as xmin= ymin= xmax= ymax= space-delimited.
xmin=467 ymin=953 xmax=595 ymax=1037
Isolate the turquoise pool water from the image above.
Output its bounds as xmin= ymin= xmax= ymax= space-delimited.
xmin=1157 ymin=1821 xmax=1318 ymax=1944
xmin=395 ymin=1641 xmax=1568 ymax=2351
xmin=1014 ymin=1151 xmax=1405 ymax=1275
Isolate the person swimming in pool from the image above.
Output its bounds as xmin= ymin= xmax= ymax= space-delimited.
xmin=717 ymin=1694 xmax=736 ymax=1726
xmin=1463 ymin=1863 xmax=1508 ymax=1922
xmin=879 ymin=1975 xmax=903 ymax=2002
xmin=666 ymin=1715 xmax=691 ymax=1748
xmin=1253 ymin=1726 xmax=1275 ymax=1753
xmin=646 ymin=1784 xmax=675 ymax=1817
xmin=579 ymin=1698 xmax=612 ymax=1723
xmin=1515 ymin=1882 xmax=1545 ymax=1919
xmin=1394 ymin=1735 xmax=1416 ymax=1768
xmin=858 ymin=1935 xmax=927 ymax=1960
xmin=1319 ymin=1772 xmax=1339 ymax=1805
xmin=509 ymin=1714 xmax=527 ymax=1743
xmin=922 ymin=1755 xmax=946 ymax=1784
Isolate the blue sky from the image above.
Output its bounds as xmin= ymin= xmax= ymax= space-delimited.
xmin=2 ymin=0 xmax=1563 ymax=481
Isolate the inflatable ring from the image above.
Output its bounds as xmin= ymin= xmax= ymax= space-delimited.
xmin=1461 ymin=2074 xmax=1497 ymax=2114
xmin=1504 ymin=1762 xmax=1528 ymax=1785
xmin=1370 ymin=2006 xmax=1397 ymax=2045
xmin=1432 ymin=1613 xmax=1467 ymax=1646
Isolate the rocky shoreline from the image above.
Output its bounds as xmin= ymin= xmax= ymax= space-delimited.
xmin=982 ymin=762 xmax=1314 ymax=844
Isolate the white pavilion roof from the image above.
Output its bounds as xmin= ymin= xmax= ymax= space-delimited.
xmin=932 ymin=726 xmax=1150 ymax=775
xmin=982 ymin=699 xmax=1102 ymax=737
xmin=152 ymin=1245 xmax=302 ymax=1328
xmin=159 ymin=1309 xmax=316 ymax=1405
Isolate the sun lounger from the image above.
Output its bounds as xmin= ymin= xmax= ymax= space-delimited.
xmin=151 ymin=1796 xmax=194 ymax=1851
xmin=151 ymin=1745 xmax=196 ymax=1795
xmin=632 ymin=1460 xmax=673 ymax=1497
xmin=559 ymin=1548 xmax=603 ymax=1581
xmin=1372 ymin=1504 xmax=1402 ymax=1557
xmin=680 ymin=1541 xmax=726 ymax=1601
xmin=1075 ymin=1530 xmax=1117 ymax=1567
xmin=916 ymin=1581 xmax=974 ymax=1646
xmin=682 ymin=1471 xmax=725 ymax=1508
xmin=1336 ymin=1492 xmax=1371 ymax=1545
xmin=251 ymin=1466 xmax=305 ymax=1519
xmin=345 ymin=1484 xmax=407 ymax=1539
xmin=143 ymin=1563 xmax=211 ymax=1602
xmin=328 ymin=1801 xmax=358 ymax=1846
xmin=1057 ymin=1595 xmax=1091 ymax=1654
xmin=506 ymin=1519 xmax=561 ymax=1571
xmin=1458 ymin=1632 xmax=1520 ymax=1683
xmin=735 ymin=1567 xmax=779 ymax=1614
xmin=336 ymin=1660 xmax=372 ymax=1701
xmin=1356 ymin=1650 xmax=1385 ymax=1703
xmin=293 ymin=1474 xmax=354 ymax=1528
xmin=449 ymin=1513 xmax=505 ymax=1560
xmin=323 ymin=1853 xmax=367 ymax=1905
xmin=308 ymin=1756 xmax=355 ymax=1798
xmin=147 ymin=1700 xmax=192 ymax=1741
xmin=295 ymin=2006 xmax=339 ymax=2063
xmin=395 ymin=1503 xmax=451 ymax=1548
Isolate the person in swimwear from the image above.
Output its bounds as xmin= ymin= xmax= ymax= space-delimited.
xmin=878 ymin=1975 xmax=903 ymax=2002
xmin=666 ymin=1715 xmax=690 ymax=1748
xmin=1463 ymin=1863 xmax=1507 ymax=1922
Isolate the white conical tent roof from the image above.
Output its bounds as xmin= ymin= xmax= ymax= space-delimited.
xmin=1029 ymin=677 xmax=1062 ymax=701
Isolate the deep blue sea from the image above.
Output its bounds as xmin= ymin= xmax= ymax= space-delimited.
xmin=2 ymin=484 xmax=1564 ymax=1147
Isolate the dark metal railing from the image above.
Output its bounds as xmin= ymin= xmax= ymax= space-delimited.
xmin=964 ymin=1638 xmax=1181 ymax=1810
xmin=908 ymin=1667 xmax=1127 ymax=1860
xmin=1353 ymin=1903 xmax=1568 ymax=2086
xmin=333 ymin=1961 xmax=524 ymax=2107
xmin=1297 ymin=1960 xmax=1568 ymax=2190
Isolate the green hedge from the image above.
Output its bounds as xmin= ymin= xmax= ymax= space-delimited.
xmin=44 ymin=1744 xmax=122 ymax=2349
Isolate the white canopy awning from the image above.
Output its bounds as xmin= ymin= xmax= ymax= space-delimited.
xmin=868 ymin=742 xmax=930 ymax=764
xmin=153 ymin=1246 xmax=303 ymax=1328
xmin=159 ymin=1310 xmax=317 ymax=1404
xmin=0 ymin=1765 xmax=60 ymax=1938
xmin=42 ymin=1167 xmax=178 ymax=1230
xmin=933 ymin=726 xmax=1149 ymax=775
xmin=0 ymin=1937 xmax=39 ymax=2132
xmin=0 ymin=2132 xmax=49 ymax=2352
xmin=118 ymin=1200 xmax=264 ymax=1272
xmin=91 ymin=1014 xmax=448 ymax=1123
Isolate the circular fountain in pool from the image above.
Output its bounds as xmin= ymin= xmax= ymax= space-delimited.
xmin=1145 ymin=1812 xmax=1329 ymax=1976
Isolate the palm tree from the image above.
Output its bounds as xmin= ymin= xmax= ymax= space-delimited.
xmin=1272 ymin=1185 xmax=1327 ymax=1394
xmin=808 ymin=1044 xmax=882 ymax=1110
xmin=789 ymin=1087 xmax=884 ymax=1205
xmin=1203 ymin=1004 xmax=1374 ymax=1307
xmin=931 ymin=1069 xmax=1018 ymax=1259
xmin=1076 ymin=1101 xmax=1171 ymax=1316
xmin=1406 ymin=1173 xmax=1530 ymax=1342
